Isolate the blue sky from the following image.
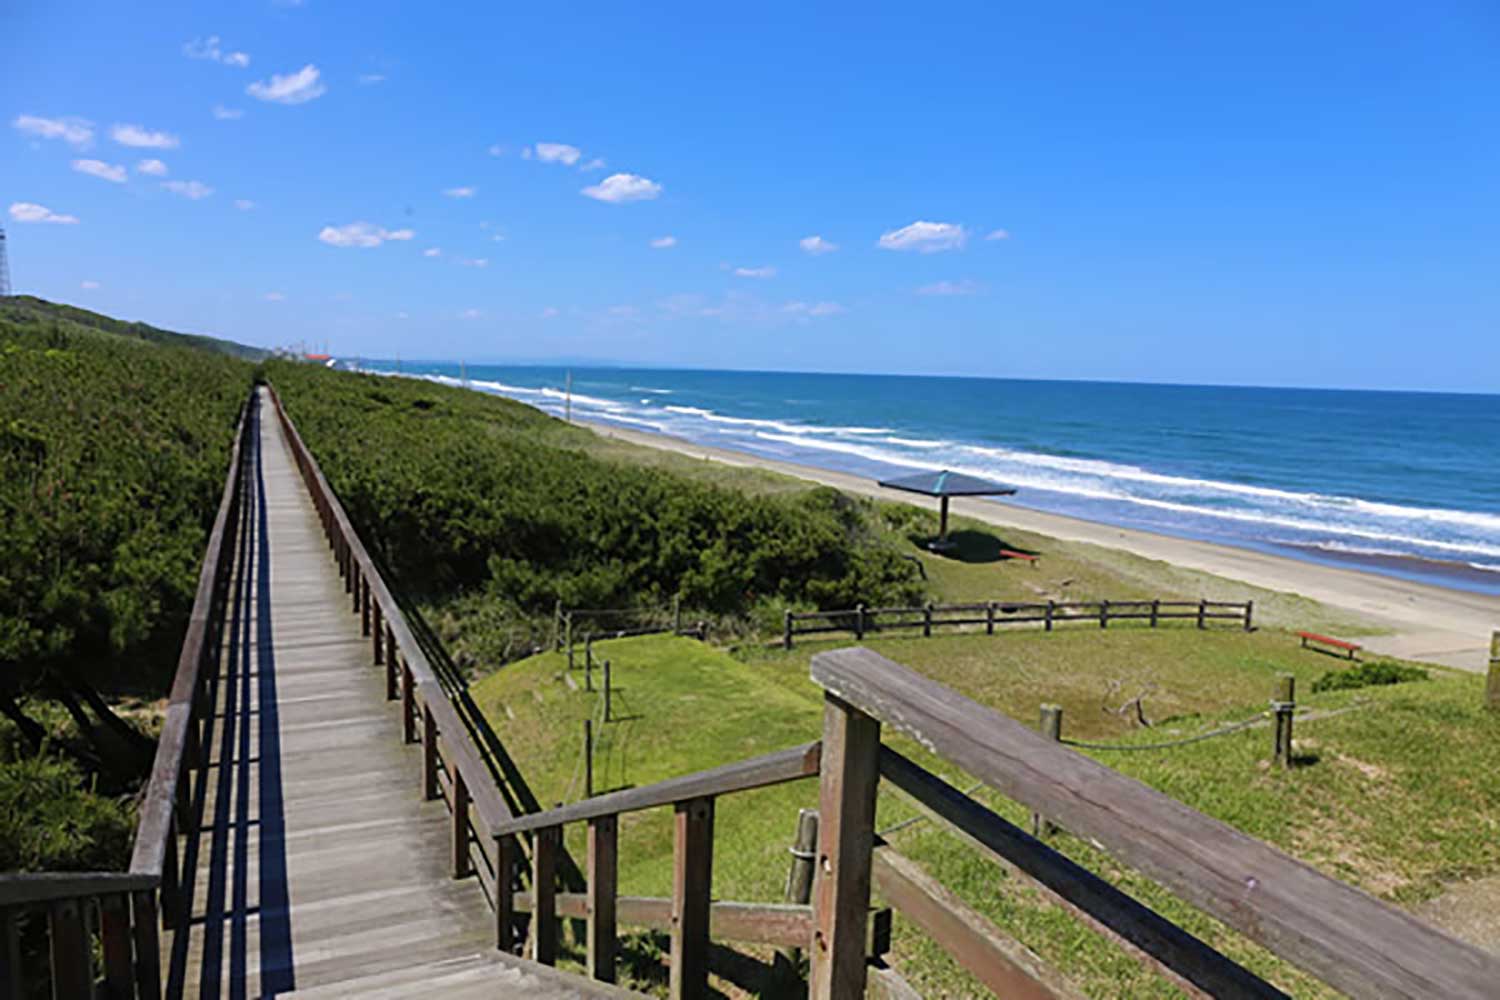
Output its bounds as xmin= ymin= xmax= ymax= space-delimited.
xmin=5 ymin=1 xmax=1498 ymax=391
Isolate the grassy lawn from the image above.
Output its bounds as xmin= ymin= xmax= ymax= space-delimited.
xmin=472 ymin=624 xmax=1493 ymax=997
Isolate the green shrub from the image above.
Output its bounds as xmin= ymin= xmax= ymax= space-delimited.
xmin=0 ymin=752 xmax=134 ymax=871
xmin=1311 ymin=660 xmax=1428 ymax=693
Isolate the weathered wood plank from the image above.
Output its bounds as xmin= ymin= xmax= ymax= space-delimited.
xmin=531 ymin=826 xmax=560 ymax=965
xmin=670 ymin=797 xmax=714 ymax=1000
xmin=815 ymin=647 xmax=1500 ymax=1000
xmin=513 ymin=893 xmax=815 ymax=948
xmin=587 ymin=816 xmax=618 ymax=983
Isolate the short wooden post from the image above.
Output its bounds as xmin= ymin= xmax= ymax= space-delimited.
xmin=584 ymin=719 xmax=594 ymax=798
xmin=603 ymin=660 xmax=612 ymax=723
xmin=1273 ymin=674 xmax=1295 ymax=769
xmin=774 ymin=809 xmax=819 ymax=984
xmin=451 ymin=769 xmax=472 ymax=878
xmin=531 ymin=826 xmax=560 ymax=965
xmin=1033 ymin=705 xmax=1063 ymax=837
xmin=1487 ymin=631 xmax=1500 ymax=710
xmin=48 ymin=898 xmax=90 ymax=999
xmin=568 ymin=637 xmax=575 ymax=672
xmin=923 ymin=603 xmax=933 ymax=638
xmin=986 ymin=601 xmax=995 ymax=635
xmin=132 ymin=890 xmax=162 ymax=999
xmin=101 ymin=893 xmax=135 ymax=998
xmin=588 ymin=815 xmax=619 ymax=982
xmin=564 ymin=613 xmax=574 ymax=660
xmin=1244 ymin=600 xmax=1254 ymax=632
xmin=360 ymin=579 xmax=371 ymax=636
xmin=585 ymin=640 xmax=594 ymax=693
xmin=1197 ymin=599 xmax=1207 ymax=629
xmin=385 ymin=636 xmax=398 ymax=700
xmin=1100 ymin=599 xmax=1110 ymax=629
xmin=554 ymin=599 xmax=564 ymax=651
xmin=854 ymin=604 xmax=865 ymax=640
xmin=671 ymin=796 xmax=715 ymax=1000
xmin=402 ymin=664 xmax=416 ymax=744
xmin=784 ymin=611 xmax=794 ymax=650
xmin=1045 ymin=600 xmax=1055 ymax=632
xmin=372 ymin=602 xmax=384 ymax=664
xmin=422 ymin=704 xmax=439 ymax=800
xmin=810 ymin=695 xmax=881 ymax=1000
xmin=1150 ymin=599 xmax=1160 ymax=628
xmin=495 ymin=835 xmax=518 ymax=951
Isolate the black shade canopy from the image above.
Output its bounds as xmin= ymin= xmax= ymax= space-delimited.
xmin=878 ymin=469 xmax=1017 ymax=551
xmin=877 ymin=470 xmax=1018 ymax=498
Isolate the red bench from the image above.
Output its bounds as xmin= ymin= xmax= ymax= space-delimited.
xmin=1297 ymin=631 xmax=1361 ymax=659
xmin=999 ymin=549 xmax=1039 ymax=566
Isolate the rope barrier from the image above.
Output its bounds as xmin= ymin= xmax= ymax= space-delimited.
xmin=1059 ymin=711 xmax=1272 ymax=752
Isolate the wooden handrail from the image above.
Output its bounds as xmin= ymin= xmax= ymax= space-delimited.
xmin=812 ymin=646 xmax=1500 ymax=1000
xmin=264 ymin=385 xmax=514 ymax=833
xmin=132 ymin=393 xmax=253 ymax=879
xmin=491 ymin=741 xmax=822 ymax=837
xmin=0 ymin=872 xmax=158 ymax=907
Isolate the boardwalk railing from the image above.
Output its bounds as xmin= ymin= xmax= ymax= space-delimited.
xmin=784 ymin=598 xmax=1252 ymax=648
xmin=806 ymin=647 xmax=1500 ymax=999
xmin=1 ymin=394 xmax=254 ymax=999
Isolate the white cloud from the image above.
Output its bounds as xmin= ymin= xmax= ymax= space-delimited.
xmin=161 ymin=179 xmax=213 ymax=200
xmin=80 ymin=280 xmax=100 ymax=290
xmin=72 ymin=159 xmax=127 ymax=183
xmin=358 ymin=73 xmax=386 ymax=85
xmin=540 ymin=307 xmax=560 ymax=319
xmin=985 ymin=228 xmax=1010 ymax=241
xmin=234 ymin=199 xmax=255 ymax=211
xmin=459 ymin=308 xmax=482 ymax=320
xmin=13 ymin=114 xmax=93 ymax=147
xmin=111 ymin=124 xmax=180 ymax=149
xmin=247 ymin=65 xmax=326 ymax=105
xmin=607 ymin=305 xmax=639 ymax=318
xmin=136 ymin=158 xmax=168 ymax=176
xmin=492 ymin=234 xmax=506 ymax=242
xmin=487 ymin=143 xmax=507 ymax=157
xmin=649 ymin=235 xmax=677 ymax=249
xmin=443 ymin=186 xmax=476 ymax=198
xmin=784 ymin=300 xmax=847 ymax=317
xmin=212 ymin=105 xmax=244 ymax=121
xmin=184 ymin=36 xmax=250 ymax=67
xmin=733 ymin=266 xmax=776 ymax=279
xmin=264 ymin=291 xmax=286 ymax=302
xmin=317 ymin=221 xmax=415 ymax=248
xmin=917 ymin=279 xmax=982 ymax=296
xmin=423 ymin=247 xmax=442 ymax=258
xmin=460 ymin=257 xmax=489 ymax=268
xmin=531 ymin=142 xmax=581 ymax=165
xmin=580 ymin=158 xmax=606 ymax=172
xmin=877 ymin=220 xmax=967 ymax=253
xmin=581 ymin=173 xmax=661 ymax=203
xmin=9 ymin=202 xmax=79 ymax=225
xmin=799 ymin=235 xmax=838 ymax=255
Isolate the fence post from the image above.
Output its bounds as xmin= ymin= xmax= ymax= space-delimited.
xmin=360 ymin=578 xmax=371 ymax=635
xmin=385 ymin=633 xmax=399 ymax=700
xmin=451 ymin=769 xmax=472 ymax=878
xmin=1100 ymin=599 xmax=1110 ymax=629
xmin=986 ymin=601 xmax=995 ymax=635
xmin=554 ymin=599 xmax=563 ymax=651
xmin=810 ymin=695 xmax=881 ymax=1000
xmin=496 ymin=835 xmax=518 ymax=951
xmin=532 ymin=826 xmax=560 ymax=965
xmin=422 ymin=704 xmax=439 ymax=800
xmin=774 ymin=809 xmax=820 ymax=985
xmin=671 ymin=796 xmax=715 ymax=999
xmin=1273 ymin=674 xmax=1295 ymax=769
xmin=1197 ymin=599 xmax=1207 ymax=630
xmin=402 ymin=663 xmax=416 ymax=743
xmin=923 ymin=603 xmax=933 ymax=638
xmin=854 ymin=604 xmax=865 ymax=641
xmin=784 ymin=611 xmax=794 ymax=651
xmin=584 ymin=718 xmax=594 ymax=798
xmin=1489 ymin=631 xmax=1500 ymax=710
xmin=1045 ymin=600 xmax=1055 ymax=632
xmin=1244 ymin=600 xmax=1255 ymax=632
xmin=585 ymin=638 xmax=594 ymax=692
xmin=372 ymin=602 xmax=384 ymax=664
xmin=565 ymin=612 xmax=574 ymax=661
xmin=588 ymin=815 xmax=619 ymax=982
xmin=1150 ymin=599 xmax=1160 ymax=628
xmin=1033 ymin=705 xmax=1063 ymax=837
xmin=674 ymin=594 xmax=682 ymax=634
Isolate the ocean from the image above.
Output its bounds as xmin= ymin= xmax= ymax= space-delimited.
xmin=361 ymin=362 xmax=1500 ymax=596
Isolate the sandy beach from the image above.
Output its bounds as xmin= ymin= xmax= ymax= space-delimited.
xmin=583 ymin=420 xmax=1500 ymax=672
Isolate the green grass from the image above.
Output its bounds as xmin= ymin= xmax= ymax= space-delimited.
xmin=476 ymin=626 xmax=1492 ymax=997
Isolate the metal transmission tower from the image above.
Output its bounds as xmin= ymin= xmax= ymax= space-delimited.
xmin=0 ymin=227 xmax=10 ymax=297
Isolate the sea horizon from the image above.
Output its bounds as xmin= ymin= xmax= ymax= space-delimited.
xmin=354 ymin=359 xmax=1500 ymax=598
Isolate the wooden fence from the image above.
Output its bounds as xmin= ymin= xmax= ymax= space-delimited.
xmin=1 ymin=392 xmax=255 ymax=998
xmin=784 ymin=598 xmax=1253 ymax=649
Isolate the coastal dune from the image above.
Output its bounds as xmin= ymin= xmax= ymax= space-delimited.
xmin=585 ymin=420 xmax=1500 ymax=672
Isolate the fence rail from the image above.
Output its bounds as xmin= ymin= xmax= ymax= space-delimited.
xmin=783 ymin=598 xmax=1252 ymax=648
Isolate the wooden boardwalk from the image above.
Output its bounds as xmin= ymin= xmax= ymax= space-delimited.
xmin=166 ymin=390 xmax=629 ymax=998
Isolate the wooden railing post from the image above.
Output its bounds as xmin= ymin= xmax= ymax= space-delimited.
xmin=1273 ymin=675 xmax=1295 ymax=769
xmin=1100 ymin=600 xmax=1110 ymax=629
xmin=402 ymin=664 xmax=416 ymax=744
xmin=854 ymin=604 xmax=865 ymax=641
xmin=372 ymin=602 xmax=384 ymax=664
xmin=1150 ymin=599 xmax=1160 ymax=628
xmin=1197 ymin=599 xmax=1207 ymax=629
xmin=986 ymin=601 xmax=995 ymax=635
xmin=360 ymin=578 xmax=371 ymax=636
xmin=48 ymin=898 xmax=90 ymax=999
xmin=774 ymin=808 xmax=820 ymax=985
xmin=811 ymin=695 xmax=881 ymax=1000
xmin=923 ymin=603 xmax=933 ymax=638
xmin=1244 ymin=600 xmax=1254 ymax=632
xmin=587 ymin=815 xmax=618 ymax=982
xmin=1045 ymin=600 xmax=1055 ymax=632
xmin=385 ymin=634 xmax=398 ymax=700
xmin=452 ymin=770 xmax=472 ymax=879
xmin=350 ymin=566 xmax=361 ymax=613
xmin=1034 ymin=705 xmax=1063 ymax=837
xmin=132 ymin=891 xmax=161 ymax=999
xmin=423 ymin=704 xmax=439 ymax=800
xmin=101 ymin=892 xmax=134 ymax=997
xmin=496 ymin=835 xmax=518 ymax=952
xmin=532 ymin=826 xmax=560 ymax=965
xmin=671 ymin=796 xmax=715 ymax=1000
xmin=784 ymin=611 xmax=794 ymax=651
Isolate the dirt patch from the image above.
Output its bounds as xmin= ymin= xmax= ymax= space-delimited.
xmin=1416 ymin=876 xmax=1500 ymax=954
